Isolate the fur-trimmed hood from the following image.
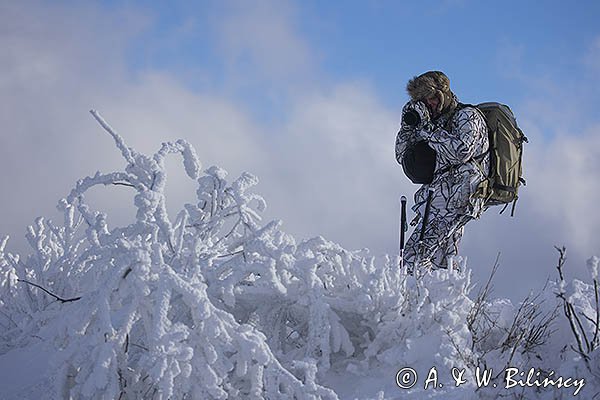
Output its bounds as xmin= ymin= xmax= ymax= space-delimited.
xmin=406 ymin=71 xmax=457 ymax=115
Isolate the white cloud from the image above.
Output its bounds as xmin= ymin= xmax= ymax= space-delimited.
xmin=465 ymin=119 xmax=600 ymax=298
xmin=525 ymin=124 xmax=600 ymax=253
xmin=0 ymin=0 xmax=409 ymax=260
xmin=512 ymin=75 xmax=600 ymax=267
xmin=213 ymin=0 xmax=315 ymax=91
xmin=0 ymin=1 xmax=146 ymax=247
xmin=1 ymin=0 xmax=598 ymax=304
xmin=261 ymin=82 xmax=406 ymax=251
xmin=0 ymin=1 xmax=267 ymax=252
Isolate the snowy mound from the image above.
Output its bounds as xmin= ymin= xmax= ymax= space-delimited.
xmin=0 ymin=113 xmax=598 ymax=399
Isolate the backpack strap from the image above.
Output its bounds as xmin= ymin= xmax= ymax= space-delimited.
xmin=438 ymin=103 xmax=489 ymax=178
xmin=443 ymin=102 xmax=483 ymax=134
xmin=499 ymin=198 xmax=519 ymax=217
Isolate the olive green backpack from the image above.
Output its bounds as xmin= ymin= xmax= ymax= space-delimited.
xmin=468 ymin=102 xmax=528 ymax=215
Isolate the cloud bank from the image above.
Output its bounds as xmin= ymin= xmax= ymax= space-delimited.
xmin=1 ymin=0 xmax=598 ymax=302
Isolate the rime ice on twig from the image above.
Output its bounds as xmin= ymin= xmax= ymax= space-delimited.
xmin=90 ymin=109 xmax=135 ymax=165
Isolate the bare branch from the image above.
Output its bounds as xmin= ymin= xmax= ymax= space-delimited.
xmin=555 ymin=245 xmax=567 ymax=282
xmin=593 ymin=278 xmax=600 ymax=348
xmin=553 ymin=246 xmax=597 ymax=374
xmin=17 ymin=279 xmax=81 ymax=303
xmin=113 ymin=182 xmax=136 ymax=188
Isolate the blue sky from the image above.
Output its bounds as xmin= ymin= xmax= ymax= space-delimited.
xmin=1 ymin=0 xmax=599 ymax=301
xmin=106 ymin=0 xmax=600 ymax=119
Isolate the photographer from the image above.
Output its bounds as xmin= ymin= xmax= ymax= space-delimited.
xmin=395 ymin=71 xmax=489 ymax=272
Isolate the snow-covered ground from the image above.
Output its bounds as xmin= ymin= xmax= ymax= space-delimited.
xmin=1 ymin=116 xmax=598 ymax=399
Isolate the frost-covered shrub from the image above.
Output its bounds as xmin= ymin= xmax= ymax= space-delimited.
xmin=1 ymin=112 xmax=338 ymax=399
xmin=553 ymin=248 xmax=600 ymax=388
xmin=214 ymin=223 xmax=477 ymax=378
xmin=0 ymin=208 xmax=83 ymax=354
xmin=468 ymin=268 xmax=559 ymax=372
xmin=1 ymin=112 xmax=598 ymax=399
xmin=362 ymin=268 xmax=476 ymax=373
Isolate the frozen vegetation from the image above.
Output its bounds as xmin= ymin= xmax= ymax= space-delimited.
xmin=0 ymin=112 xmax=598 ymax=399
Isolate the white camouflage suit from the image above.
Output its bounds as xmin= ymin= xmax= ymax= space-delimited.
xmin=395 ymin=72 xmax=489 ymax=272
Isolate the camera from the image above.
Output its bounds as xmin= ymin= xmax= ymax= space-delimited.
xmin=401 ymin=100 xmax=430 ymax=129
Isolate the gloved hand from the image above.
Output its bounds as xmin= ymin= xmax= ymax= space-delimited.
xmin=401 ymin=100 xmax=431 ymax=131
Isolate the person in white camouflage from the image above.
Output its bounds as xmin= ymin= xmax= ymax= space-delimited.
xmin=395 ymin=71 xmax=490 ymax=272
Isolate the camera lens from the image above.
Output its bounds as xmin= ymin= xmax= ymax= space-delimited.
xmin=403 ymin=110 xmax=421 ymax=127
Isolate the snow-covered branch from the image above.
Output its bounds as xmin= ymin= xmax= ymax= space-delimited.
xmin=1 ymin=113 xmax=598 ymax=399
